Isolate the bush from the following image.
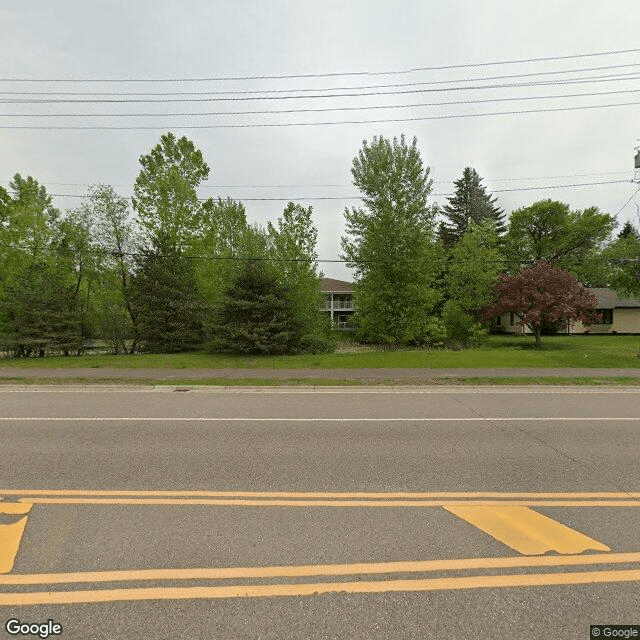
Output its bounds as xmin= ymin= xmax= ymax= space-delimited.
xmin=299 ymin=334 xmax=336 ymax=354
xmin=418 ymin=316 xmax=447 ymax=347
xmin=442 ymin=301 xmax=488 ymax=347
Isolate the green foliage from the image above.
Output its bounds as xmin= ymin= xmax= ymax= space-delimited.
xmin=505 ymin=199 xmax=616 ymax=284
xmin=442 ymin=300 xmax=488 ymax=347
xmin=267 ymin=202 xmax=330 ymax=341
xmin=80 ymin=185 xmax=140 ymax=352
xmin=446 ymin=219 xmax=504 ymax=319
xmin=421 ymin=316 xmax=448 ymax=347
xmin=0 ymin=260 xmax=83 ymax=357
xmin=211 ymin=259 xmax=303 ymax=355
xmin=132 ymin=132 xmax=210 ymax=248
xmin=605 ymin=234 xmax=640 ymax=300
xmin=341 ymin=134 xmax=442 ymax=344
xmin=439 ymin=167 xmax=505 ymax=247
xmin=195 ymin=197 xmax=252 ymax=308
xmin=0 ymin=176 xmax=87 ymax=356
xmin=130 ymin=234 xmax=208 ymax=353
xmin=617 ymin=221 xmax=639 ymax=240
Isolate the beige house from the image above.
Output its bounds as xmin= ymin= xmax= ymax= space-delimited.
xmin=494 ymin=287 xmax=640 ymax=335
xmin=321 ymin=278 xmax=355 ymax=329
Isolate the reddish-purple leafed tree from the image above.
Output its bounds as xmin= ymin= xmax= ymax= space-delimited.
xmin=481 ymin=261 xmax=598 ymax=348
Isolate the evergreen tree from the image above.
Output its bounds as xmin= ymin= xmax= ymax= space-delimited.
xmin=212 ymin=259 xmax=302 ymax=355
xmin=439 ymin=167 xmax=505 ymax=247
xmin=130 ymin=233 xmax=207 ymax=353
xmin=0 ymin=175 xmax=85 ymax=356
xmin=618 ymin=220 xmax=640 ymax=240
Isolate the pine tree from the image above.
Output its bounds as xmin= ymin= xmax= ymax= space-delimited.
xmin=618 ymin=220 xmax=640 ymax=240
xmin=212 ymin=259 xmax=302 ymax=355
xmin=130 ymin=233 xmax=207 ymax=353
xmin=439 ymin=167 xmax=505 ymax=247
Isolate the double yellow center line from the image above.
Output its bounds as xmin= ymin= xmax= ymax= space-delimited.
xmin=1 ymin=490 xmax=638 ymax=604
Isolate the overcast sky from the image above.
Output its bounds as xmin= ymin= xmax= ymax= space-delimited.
xmin=1 ymin=0 xmax=639 ymax=280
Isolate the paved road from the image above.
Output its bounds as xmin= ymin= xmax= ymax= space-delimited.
xmin=0 ymin=387 xmax=638 ymax=639
xmin=0 ymin=365 xmax=639 ymax=379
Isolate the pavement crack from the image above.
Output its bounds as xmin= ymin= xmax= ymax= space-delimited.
xmin=451 ymin=394 xmax=639 ymax=499
xmin=514 ymin=424 xmax=640 ymax=500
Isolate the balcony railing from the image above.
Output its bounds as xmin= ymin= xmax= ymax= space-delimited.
xmin=324 ymin=301 xmax=354 ymax=310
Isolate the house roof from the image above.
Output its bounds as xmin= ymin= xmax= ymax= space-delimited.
xmin=321 ymin=278 xmax=353 ymax=293
xmin=587 ymin=287 xmax=640 ymax=309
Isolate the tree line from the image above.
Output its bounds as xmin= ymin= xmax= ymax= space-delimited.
xmin=1 ymin=132 xmax=638 ymax=356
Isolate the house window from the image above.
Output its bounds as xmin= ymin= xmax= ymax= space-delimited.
xmin=494 ymin=315 xmax=501 ymax=325
xmin=509 ymin=312 xmax=515 ymax=325
xmin=588 ymin=309 xmax=613 ymax=324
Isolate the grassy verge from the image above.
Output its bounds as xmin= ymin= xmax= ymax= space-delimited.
xmin=0 ymin=335 xmax=638 ymax=370
xmin=1 ymin=376 xmax=639 ymax=387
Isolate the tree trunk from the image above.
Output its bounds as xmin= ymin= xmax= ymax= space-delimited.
xmin=534 ymin=326 xmax=542 ymax=349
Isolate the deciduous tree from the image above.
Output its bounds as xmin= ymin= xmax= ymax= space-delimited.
xmin=267 ymin=202 xmax=329 ymax=343
xmin=132 ymin=132 xmax=210 ymax=248
xmin=481 ymin=261 xmax=598 ymax=349
xmin=443 ymin=219 xmax=504 ymax=345
xmin=505 ymin=199 xmax=615 ymax=285
xmin=341 ymin=134 xmax=442 ymax=344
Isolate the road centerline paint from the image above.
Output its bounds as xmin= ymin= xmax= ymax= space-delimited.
xmin=2 ymin=551 xmax=640 ymax=586
xmin=1 ymin=569 xmax=639 ymax=605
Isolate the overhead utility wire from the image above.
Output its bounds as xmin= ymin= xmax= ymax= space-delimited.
xmin=3 ymin=72 xmax=640 ymax=104
xmin=4 ymin=88 xmax=640 ymax=118
xmin=3 ymin=62 xmax=640 ymax=96
xmin=0 ymin=242 xmax=614 ymax=267
xmin=614 ymin=185 xmax=640 ymax=216
xmin=2 ymin=171 xmax=631 ymax=189
xmin=42 ymin=180 xmax=631 ymax=201
xmin=2 ymin=100 xmax=638 ymax=129
xmin=1 ymin=47 xmax=639 ymax=82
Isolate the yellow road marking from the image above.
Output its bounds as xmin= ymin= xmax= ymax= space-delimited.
xmin=0 ymin=504 xmax=32 ymax=574
xmin=2 ymin=490 xmax=639 ymax=499
xmin=1 ymin=551 xmax=639 ymax=585
xmin=0 ymin=503 xmax=32 ymax=515
xmin=15 ymin=497 xmax=640 ymax=507
xmin=1 ymin=417 xmax=639 ymax=421
xmin=445 ymin=505 xmax=611 ymax=555
xmin=1 ymin=569 xmax=639 ymax=605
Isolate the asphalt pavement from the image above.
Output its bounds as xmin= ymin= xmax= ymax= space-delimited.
xmin=0 ymin=387 xmax=638 ymax=639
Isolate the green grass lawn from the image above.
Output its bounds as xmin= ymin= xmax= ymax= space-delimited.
xmin=0 ymin=335 xmax=639 ymax=369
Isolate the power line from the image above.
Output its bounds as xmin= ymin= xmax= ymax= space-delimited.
xmin=3 ymin=72 xmax=640 ymax=104
xmin=3 ymin=63 xmax=640 ymax=97
xmin=2 ymin=171 xmax=632 ymax=190
xmin=1 ymin=47 xmax=639 ymax=82
xmin=0 ymin=242 xmax=606 ymax=266
xmin=37 ymin=179 xmax=631 ymax=201
xmin=1 ymin=100 xmax=639 ymax=129
xmin=3 ymin=88 xmax=640 ymax=118
xmin=614 ymin=185 xmax=640 ymax=217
